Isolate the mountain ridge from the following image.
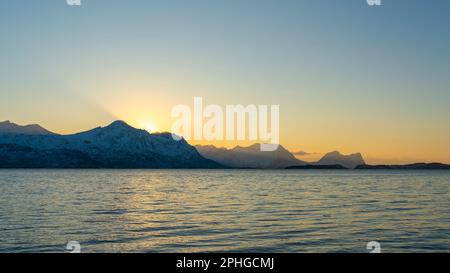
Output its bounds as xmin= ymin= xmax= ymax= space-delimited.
xmin=196 ymin=143 xmax=306 ymax=169
xmin=0 ymin=120 xmax=222 ymax=169
xmin=315 ymin=151 xmax=365 ymax=169
xmin=0 ymin=120 xmax=55 ymax=135
xmin=2 ymin=120 xmax=448 ymax=169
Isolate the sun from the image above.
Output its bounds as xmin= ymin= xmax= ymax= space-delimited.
xmin=141 ymin=121 xmax=158 ymax=133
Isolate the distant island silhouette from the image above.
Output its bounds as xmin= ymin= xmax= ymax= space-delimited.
xmin=286 ymin=164 xmax=348 ymax=170
xmin=1 ymin=120 xmax=449 ymax=170
xmin=356 ymin=163 xmax=450 ymax=170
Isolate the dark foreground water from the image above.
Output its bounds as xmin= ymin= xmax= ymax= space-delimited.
xmin=0 ymin=170 xmax=449 ymax=253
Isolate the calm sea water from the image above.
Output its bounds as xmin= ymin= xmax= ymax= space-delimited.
xmin=0 ymin=170 xmax=449 ymax=253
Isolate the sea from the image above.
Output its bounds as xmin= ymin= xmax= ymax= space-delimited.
xmin=0 ymin=169 xmax=449 ymax=253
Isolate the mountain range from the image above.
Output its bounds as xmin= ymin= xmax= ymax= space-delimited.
xmin=1 ymin=120 xmax=449 ymax=170
xmin=196 ymin=145 xmax=366 ymax=169
xmin=0 ymin=120 xmax=221 ymax=168
xmin=196 ymin=144 xmax=306 ymax=169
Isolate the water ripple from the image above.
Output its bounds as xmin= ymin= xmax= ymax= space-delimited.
xmin=0 ymin=169 xmax=449 ymax=252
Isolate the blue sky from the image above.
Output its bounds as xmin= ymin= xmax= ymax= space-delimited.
xmin=1 ymin=0 xmax=450 ymax=163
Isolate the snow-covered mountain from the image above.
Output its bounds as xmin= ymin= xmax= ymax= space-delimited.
xmin=196 ymin=143 xmax=306 ymax=169
xmin=0 ymin=120 xmax=222 ymax=168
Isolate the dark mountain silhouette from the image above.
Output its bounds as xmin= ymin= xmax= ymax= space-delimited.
xmin=356 ymin=163 xmax=450 ymax=170
xmin=287 ymin=151 xmax=366 ymax=169
xmin=0 ymin=120 xmax=55 ymax=135
xmin=315 ymin=151 xmax=365 ymax=169
xmin=197 ymin=145 xmax=368 ymax=169
xmin=196 ymin=143 xmax=306 ymax=169
xmin=0 ymin=120 xmax=222 ymax=169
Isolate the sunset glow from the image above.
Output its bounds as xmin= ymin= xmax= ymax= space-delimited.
xmin=141 ymin=121 xmax=159 ymax=133
xmin=1 ymin=1 xmax=449 ymax=164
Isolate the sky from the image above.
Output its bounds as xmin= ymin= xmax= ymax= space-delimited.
xmin=1 ymin=0 xmax=450 ymax=164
